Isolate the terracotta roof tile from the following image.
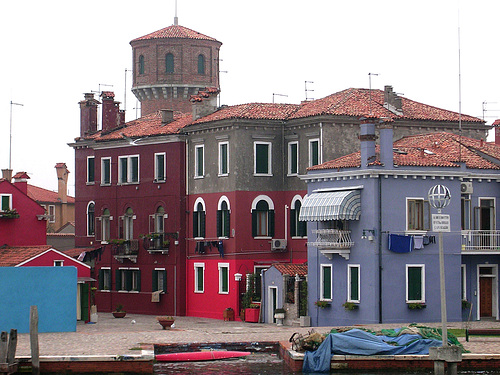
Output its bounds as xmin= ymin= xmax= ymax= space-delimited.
xmin=131 ymin=24 xmax=220 ymax=43
xmin=272 ymin=263 xmax=307 ymax=277
xmin=0 ymin=245 xmax=52 ymax=267
xmin=27 ymin=185 xmax=75 ymax=204
xmin=310 ymin=132 xmax=500 ymax=171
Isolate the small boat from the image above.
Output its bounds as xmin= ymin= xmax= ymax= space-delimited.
xmin=156 ymin=350 xmax=251 ymax=362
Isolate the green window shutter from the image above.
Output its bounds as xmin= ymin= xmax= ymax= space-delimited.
xmin=103 ymin=159 xmax=110 ymax=184
xmin=193 ymin=211 xmax=199 ymax=238
xmin=350 ymin=267 xmax=359 ymax=301
xmin=196 ymin=147 xmax=204 ymax=176
xmin=290 ymin=209 xmax=297 ymax=237
xmin=290 ymin=143 xmax=298 ymax=174
xmin=1 ymin=196 xmax=10 ymax=211
xmin=201 ymin=211 xmax=206 ymax=237
xmin=268 ymin=209 xmax=275 ymax=237
xmin=216 ymin=210 xmax=222 ymax=237
xmin=98 ymin=269 xmax=104 ymax=290
xmin=322 ymin=266 xmax=332 ymax=299
xmin=224 ymin=211 xmax=230 ymax=237
xmin=156 ymin=154 xmax=165 ymax=181
xmin=408 ymin=267 xmax=422 ymax=300
xmin=311 ymin=141 xmax=319 ymax=166
xmin=220 ymin=144 xmax=228 ymax=174
xmin=131 ymin=157 xmax=139 ymax=182
xmin=152 ymin=270 xmax=158 ymax=292
xmin=196 ymin=267 xmax=204 ymax=292
xmin=251 ymin=210 xmax=257 ymax=237
xmin=255 ymin=144 xmax=268 ymax=174
xmin=221 ymin=267 xmax=228 ymax=293
xmin=137 ymin=270 xmax=141 ymax=292
xmin=115 ymin=269 xmax=122 ymax=291
xmin=88 ymin=158 xmax=95 ymax=182
xmin=120 ymin=158 xmax=128 ymax=183
xmin=162 ymin=270 xmax=167 ymax=293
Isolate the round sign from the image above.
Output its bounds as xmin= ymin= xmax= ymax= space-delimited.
xmin=428 ymin=185 xmax=451 ymax=209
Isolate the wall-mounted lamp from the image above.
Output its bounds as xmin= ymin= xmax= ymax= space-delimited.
xmin=234 ymin=273 xmax=242 ymax=282
xmin=361 ymin=229 xmax=375 ymax=241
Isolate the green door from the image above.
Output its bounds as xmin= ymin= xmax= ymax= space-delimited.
xmin=80 ymin=283 xmax=89 ymax=321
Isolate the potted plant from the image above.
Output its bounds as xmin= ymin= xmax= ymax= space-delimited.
xmin=112 ymin=304 xmax=126 ymax=318
xmin=407 ymin=302 xmax=427 ymax=309
xmin=245 ymin=303 xmax=260 ymax=323
xmin=274 ymin=308 xmax=286 ymax=320
xmin=156 ymin=316 xmax=175 ymax=329
xmin=342 ymin=301 xmax=359 ymax=310
xmin=223 ymin=307 xmax=235 ymax=321
xmin=314 ymin=300 xmax=330 ymax=309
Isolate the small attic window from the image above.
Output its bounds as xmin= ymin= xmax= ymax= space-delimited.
xmin=139 ymin=55 xmax=145 ymax=75
xmin=197 ymin=54 xmax=205 ymax=75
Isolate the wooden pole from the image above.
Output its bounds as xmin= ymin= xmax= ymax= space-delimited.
xmin=0 ymin=332 xmax=7 ymax=364
xmin=6 ymin=330 xmax=16 ymax=365
xmin=30 ymin=306 xmax=40 ymax=375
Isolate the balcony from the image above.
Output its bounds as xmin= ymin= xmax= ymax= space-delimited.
xmin=112 ymin=239 xmax=139 ymax=263
xmin=307 ymin=229 xmax=354 ymax=260
xmin=461 ymin=230 xmax=500 ymax=253
xmin=142 ymin=233 xmax=170 ymax=255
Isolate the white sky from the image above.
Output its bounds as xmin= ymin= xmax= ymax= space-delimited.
xmin=1 ymin=0 xmax=499 ymax=196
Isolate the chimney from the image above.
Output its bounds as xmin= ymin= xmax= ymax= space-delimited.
xmin=360 ymin=117 xmax=377 ymax=168
xmin=119 ymin=110 xmax=126 ymax=127
xmin=1 ymin=169 xmax=13 ymax=182
xmin=79 ymin=93 xmax=99 ymax=137
xmin=494 ymin=119 xmax=500 ymax=145
xmin=383 ymin=85 xmax=402 ymax=114
xmin=379 ymin=121 xmax=394 ymax=169
xmin=161 ymin=109 xmax=174 ymax=125
xmin=191 ymin=88 xmax=219 ymax=120
xmin=101 ymin=91 xmax=121 ymax=132
xmin=55 ymin=163 xmax=69 ymax=204
xmin=12 ymin=171 xmax=29 ymax=195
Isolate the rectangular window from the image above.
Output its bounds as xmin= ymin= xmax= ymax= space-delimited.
xmin=99 ymin=268 xmax=111 ymax=291
xmin=1 ymin=194 xmax=12 ymax=211
xmin=218 ymin=142 xmax=229 ymax=176
xmin=54 ymin=260 xmax=64 ymax=267
xmin=320 ymin=264 xmax=332 ymax=300
xmin=195 ymin=145 xmax=204 ymax=178
xmin=288 ymin=141 xmax=298 ymax=175
xmin=155 ymin=153 xmax=166 ymax=182
xmin=118 ymin=155 xmax=139 ymax=184
xmin=309 ymin=139 xmax=320 ymax=167
xmin=218 ymin=263 xmax=229 ymax=294
xmin=48 ymin=205 xmax=55 ymax=223
xmin=254 ymin=142 xmax=272 ymax=175
xmin=116 ymin=268 xmax=141 ymax=292
xmin=194 ymin=263 xmax=205 ymax=293
xmin=87 ymin=156 xmax=95 ymax=184
xmin=348 ymin=265 xmax=360 ymax=302
xmin=153 ymin=268 xmax=167 ymax=292
xmin=406 ymin=264 xmax=425 ymax=302
xmin=101 ymin=157 xmax=111 ymax=185
xmin=407 ymin=198 xmax=430 ymax=231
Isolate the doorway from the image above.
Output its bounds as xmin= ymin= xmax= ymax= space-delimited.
xmin=477 ymin=265 xmax=498 ymax=320
xmin=268 ymin=286 xmax=278 ymax=323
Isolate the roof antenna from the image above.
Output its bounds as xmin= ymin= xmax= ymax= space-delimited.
xmin=368 ymin=73 xmax=379 ymax=115
xmin=174 ymin=0 xmax=178 ymax=25
xmin=457 ymin=1 xmax=462 ymax=161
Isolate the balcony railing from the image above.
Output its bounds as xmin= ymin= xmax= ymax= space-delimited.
xmin=461 ymin=230 xmax=500 ymax=252
xmin=308 ymin=229 xmax=354 ymax=260
xmin=112 ymin=239 xmax=139 ymax=263
xmin=142 ymin=233 xmax=170 ymax=254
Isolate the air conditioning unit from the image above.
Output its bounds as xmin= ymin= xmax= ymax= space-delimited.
xmin=271 ymin=239 xmax=287 ymax=251
xmin=460 ymin=182 xmax=473 ymax=194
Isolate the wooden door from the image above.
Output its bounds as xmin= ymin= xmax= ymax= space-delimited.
xmin=480 ymin=277 xmax=493 ymax=317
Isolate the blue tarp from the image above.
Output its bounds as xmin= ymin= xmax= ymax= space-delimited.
xmin=303 ymin=329 xmax=443 ymax=373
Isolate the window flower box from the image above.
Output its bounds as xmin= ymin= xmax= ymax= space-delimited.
xmin=245 ymin=304 xmax=260 ymax=322
xmin=407 ymin=302 xmax=426 ymax=310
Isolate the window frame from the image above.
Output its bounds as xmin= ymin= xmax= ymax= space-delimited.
xmin=217 ymin=198 xmax=230 ymax=238
xmin=87 ymin=201 xmax=95 ymax=236
xmin=54 ymin=260 xmax=64 ymax=267
xmin=347 ymin=264 xmax=360 ymax=303
xmin=254 ymin=141 xmax=272 ymax=176
xmin=100 ymin=209 xmax=112 ymax=244
xmin=165 ymin=53 xmax=174 ymax=73
xmin=154 ymin=152 xmax=166 ymax=182
xmin=1 ymin=194 xmax=12 ymax=211
xmin=197 ymin=54 xmax=205 ymax=75
xmin=194 ymin=262 xmax=205 ymax=293
xmin=118 ymin=155 xmax=139 ymax=184
xmin=290 ymin=197 xmax=306 ymax=238
xmin=406 ymin=198 xmax=430 ymax=233
xmin=99 ymin=267 xmax=111 ymax=291
xmin=139 ymin=55 xmax=145 ymax=75
xmin=218 ymin=141 xmax=229 ymax=176
xmin=288 ymin=141 xmax=299 ymax=175
xmin=320 ymin=264 xmax=333 ymax=301
xmin=308 ymin=138 xmax=320 ymax=167
xmin=87 ymin=156 xmax=95 ymax=184
xmin=194 ymin=144 xmax=204 ymax=178
xmin=48 ymin=205 xmax=56 ymax=223
xmin=406 ymin=264 xmax=425 ymax=303
xmin=218 ymin=262 xmax=230 ymax=294
xmin=251 ymin=196 xmax=275 ymax=238
xmin=193 ymin=199 xmax=206 ymax=239
xmin=101 ymin=157 xmax=111 ymax=186
xmin=153 ymin=268 xmax=167 ymax=293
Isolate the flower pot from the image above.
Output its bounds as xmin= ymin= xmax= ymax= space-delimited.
xmin=274 ymin=313 xmax=285 ymax=319
xmin=112 ymin=311 xmax=126 ymax=318
xmin=157 ymin=316 xmax=175 ymax=329
xmin=244 ymin=308 xmax=260 ymax=323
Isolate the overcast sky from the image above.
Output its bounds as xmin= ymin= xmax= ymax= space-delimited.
xmin=1 ymin=0 xmax=499 ymax=195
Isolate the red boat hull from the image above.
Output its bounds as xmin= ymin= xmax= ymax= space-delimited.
xmin=156 ymin=350 xmax=251 ymax=362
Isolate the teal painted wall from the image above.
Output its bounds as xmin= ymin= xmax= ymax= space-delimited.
xmin=0 ymin=267 xmax=77 ymax=333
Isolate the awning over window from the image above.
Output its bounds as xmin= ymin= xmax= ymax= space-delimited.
xmin=299 ymin=190 xmax=361 ymax=221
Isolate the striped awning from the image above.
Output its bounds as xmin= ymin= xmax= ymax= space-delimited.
xmin=299 ymin=190 xmax=361 ymax=221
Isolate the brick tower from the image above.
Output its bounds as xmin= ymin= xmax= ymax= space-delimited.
xmin=130 ymin=18 xmax=222 ymax=116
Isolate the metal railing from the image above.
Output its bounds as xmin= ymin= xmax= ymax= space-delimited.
xmin=461 ymin=230 xmax=500 ymax=252
xmin=308 ymin=229 xmax=354 ymax=249
xmin=112 ymin=239 xmax=139 ymax=256
xmin=143 ymin=233 xmax=170 ymax=251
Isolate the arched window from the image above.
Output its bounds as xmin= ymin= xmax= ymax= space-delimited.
xmin=155 ymin=206 xmax=165 ymax=234
xmin=252 ymin=200 xmax=275 ymax=237
xmin=197 ymin=54 xmax=205 ymax=75
xmin=290 ymin=199 xmax=307 ymax=237
xmin=101 ymin=208 xmax=111 ymax=242
xmin=87 ymin=202 xmax=95 ymax=236
xmin=121 ymin=207 xmax=134 ymax=240
xmin=217 ymin=200 xmax=230 ymax=238
xmin=165 ymin=53 xmax=174 ymax=73
xmin=139 ymin=55 xmax=145 ymax=75
xmin=193 ymin=201 xmax=206 ymax=238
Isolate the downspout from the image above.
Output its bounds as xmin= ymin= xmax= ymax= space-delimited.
xmin=378 ymin=174 xmax=383 ymax=323
xmin=319 ymin=122 xmax=323 ymax=164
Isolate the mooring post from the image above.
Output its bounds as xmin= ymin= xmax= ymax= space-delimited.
xmin=6 ymin=330 xmax=16 ymax=365
xmin=30 ymin=306 xmax=40 ymax=375
xmin=0 ymin=332 xmax=7 ymax=364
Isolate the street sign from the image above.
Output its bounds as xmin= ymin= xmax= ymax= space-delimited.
xmin=432 ymin=214 xmax=450 ymax=232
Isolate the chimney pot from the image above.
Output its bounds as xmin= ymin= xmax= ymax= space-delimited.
xmin=161 ymin=109 xmax=174 ymax=124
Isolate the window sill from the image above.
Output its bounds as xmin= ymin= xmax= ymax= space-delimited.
xmin=100 ymin=289 xmax=111 ymax=293
xmin=218 ymin=173 xmax=229 ymax=177
xmin=194 ymin=291 xmax=204 ymax=294
xmin=405 ymin=230 xmax=427 ymax=236
xmin=291 ymin=236 xmax=307 ymax=240
xmin=194 ymin=176 xmax=204 ymax=180
xmin=218 ymin=292 xmax=229 ymax=295
xmin=253 ymin=173 xmax=273 ymax=177
xmin=254 ymin=236 xmax=272 ymax=240
xmin=153 ymin=179 xmax=166 ymax=184
xmin=218 ymin=236 xmax=229 ymax=240
xmin=287 ymin=173 xmax=299 ymax=177
xmin=100 ymin=183 xmax=111 ymax=187
xmin=117 ymin=182 xmax=140 ymax=186
xmin=86 ymin=182 xmax=95 ymax=186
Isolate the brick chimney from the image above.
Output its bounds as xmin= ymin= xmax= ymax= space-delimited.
xmin=1 ymin=169 xmax=13 ymax=182
xmin=493 ymin=119 xmax=500 ymax=145
xmin=55 ymin=163 xmax=69 ymax=204
xmin=161 ymin=109 xmax=174 ymax=125
xmin=12 ymin=171 xmax=29 ymax=195
xmin=360 ymin=117 xmax=377 ymax=168
xmin=101 ymin=91 xmax=121 ymax=132
xmin=379 ymin=121 xmax=394 ymax=169
xmin=190 ymin=88 xmax=219 ymax=120
xmin=79 ymin=93 xmax=99 ymax=137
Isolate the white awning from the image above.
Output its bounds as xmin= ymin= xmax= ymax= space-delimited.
xmin=299 ymin=190 xmax=361 ymax=221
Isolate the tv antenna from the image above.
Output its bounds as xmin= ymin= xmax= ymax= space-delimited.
xmin=174 ymin=0 xmax=178 ymax=25
xmin=9 ymin=101 xmax=24 ymax=171
xmin=272 ymin=93 xmax=288 ymax=104
xmin=305 ymin=81 xmax=314 ymax=101
xmin=368 ymin=73 xmax=379 ymax=115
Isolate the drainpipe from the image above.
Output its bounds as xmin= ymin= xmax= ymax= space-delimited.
xmin=378 ymin=174 xmax=383 ymax=324
xmin=319 ymin=123 xmax=323 ymax=164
